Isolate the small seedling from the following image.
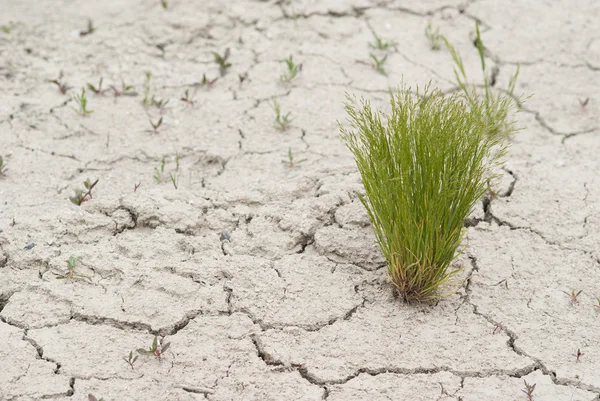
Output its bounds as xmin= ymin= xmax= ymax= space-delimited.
xmin=563 ymin=289 xmax=583 ymax=303
xmin=280 ymin=55 xmax=302 ymax=83
xmin=142 ymin=71 xmax=152 ymax=105
xmin=594 ymin=295 xmax=600 ymax=310
xmin=149 ymin=117 xmax=163 ymax=132
xmin=53 ymin=256 xmax=89 ymax=281
xmin=161 ymin=0 xmax=168 ymax=9
xmin=153 ymin=157 xmax=166 ymax=183
xmin=151 ymin=97 xmax=169 ymax=110
xmin=180 ymin=89 xmax=194 ymax=105
xmin=87 ymin=77 xmax=108 ymax=95
xmin=213 ymin=48 xmax=232 ymax=76
xmin=201 ymin=73 xmax=218 ymax=87
xmin=134 ymin=182 xmax=141 ymax=192
xmin=0 ymin=155 xmax=8 ymax=176
xmin=368 ymin=32 xmax=396 ymax=51
xmin=169 ymin=172 xmax=178 ymax=189
xmin=272 ymin=100 xmax=292 ymax=131
xmin=425 ymin=23 xmax=443 ymax=50
xmin=80 ymin=19 xmax=96 ymax=37
xmin=123 ymin=350 xmax=139 ymax=369
xmin=576 ymin=348 xmax=583 ymax=362
xmin=110 ymin=80 xmax=136 ymax=97
xmin=88 ymin=395 xmax=104 ymax=401
xmin=522 ymin=380 xmax=536 ymax=401
xmin=369 ymin=53 xmax=388 ymax=76
xmin=285 ymin=148 xmax=306 ymax=167
xmin=579 ymin=98 xmax=589 ymax=109
xmin=69 ymin=178 xmax=99 ymax=205
xmin=137 ymin=335 xmax=170 ymax=359
xmin=48 ymin=71 xmax=71 ymax=94
xmin=239 ymin=72 xmax=248 ymax=87
xmin=492 ymin=322 xmax=503 ymax=335
xmin=73 ymin=88 xmax=93 ymax=115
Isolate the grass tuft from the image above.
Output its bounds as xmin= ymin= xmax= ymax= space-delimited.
xmin=340 ymin=84 xmax=518 ymax=302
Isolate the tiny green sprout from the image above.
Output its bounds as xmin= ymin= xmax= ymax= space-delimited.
xmin=149 ymin=117 xmax=163 ymax=132
xmin=522 ymin=380 xmax=536 ymax=401
xmin=73 ymin=88 xmax=93 ymax=115
xmin=239 ymin=72 xmax=248 ymax=87
xmin=80 ymin=19 xmax=96 ymax=37
xmin=213 ymin=48 xmax=232 ymax=76
xmin=368 ymin=32 xmax=397 ymax=51
xmin=285 ymin=148 xmax=306 ymax=168
xmin=70 ymin=178 xmax=99 ymax=205
xmin=153 ymin=157 xmax=166 ymax=183
xmin=137 ymin=335 xmax=170 ymax=359
xmin=425 ymin=22 xmax=443 ymax=51
xmin=180 ymin=89 xmax=194 ymax=105
xmin=123 ymin=350 xmax=139 ymax=369
xmin=110 ymin=80 xmax=137 ymax=97
xmin=201 ymin=73 xmax=218 ymax=87
xmin=169 ymin=172 xmax=178 ymax=189
xmin=161 ymin=0 xmax=168 ymax=9
xmin=88 ymin=394 xmax=104 ymax=401
xmin=272 ymin=100 xmax=292 ymax=131
xmin=48 ymin=71 xmax=71 ymax=94
xmin=53 ymin=256 xmax=89 ymax=281
xmin=595 ymin=295 xmax=600 ymax=310
xmin=0 ymin=155 xmax=8 ymax=176
xmin=87 ymin=77 xmax=107 ymax=95
xmin=280 ymin=55 xmax=302 ymax=83
xmin=142 ymin=71 xmax=152 ymax=105
xmin=175 ymin=153 xmax=181 ymax=171
xmin=151 ymin=97 xmax=169 ymax=110
xmin=369 ymin=53 xmax=388 ymax=76
xmin=563 ymin=289 xmax=583 ymax=303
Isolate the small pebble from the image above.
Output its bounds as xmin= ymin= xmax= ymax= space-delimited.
xmin=24 ymin=242 xmax=35 ymax=250
xmin=220 ymin=231 xmax=230 ymax=241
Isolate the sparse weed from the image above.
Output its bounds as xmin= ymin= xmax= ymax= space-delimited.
xmin=579 ymin=98 xmax=589 ymax=109
xmin=522 ymin=380 xmax=536 ymax=401
xmin=137 ymin=335 xmax=170 ymax=359
xmin=425 ymin=22 xmax=443 ymax=50
xmin=142 ymin=71 xmax=152 ymax=105
xmin=595 ymin=295 xmax=600 ymax=310
xmin=149 ymin=117 xmax=163 ymax=132
xmin=53 ymin=256 xmax=89 ymax=281
xmin=280 ymin=55 xmax=302 ymax=83
xmin=180 ymin=89 xmax=194 ymax=105
xmin=87 ymin=77 xmax=108 ymax=95
xmin=339 ymin=83 xmax=518 ymax=302
xmin=80 ymin=19 xmax=96 ymax=37
xmin=284 ymin=148 xmax=306 ymax=168
xmin=272 ymin=100 xmax=292 ymax=131
xmin=563 ymin=289 xmax=583 ymax=303
xmin=369 ymin=53 xmax=387 ymax=76
xmin=70 ymin=178 xmax=99 ymax=205
xmin=238 ymin=72 xmax=249 ymax=87
xmin=88 ymin=394 xmax=104 ymax=401
xmin=213 ymin=48 xmax=232 ymax=76
xmin=368 ymin=32 xmax=396 ymax=51
xmin=48 ymin=71 xmax=71 ymax=94
xmin=134 ymin=182 xmax=141 ymax=192
xmin=123 ymin=350 xmax=139 ymax=369
xmin=161 ymin=0 xmax=168 ymax=9
xmin=73 ymin=88 xmax=93 ymax=115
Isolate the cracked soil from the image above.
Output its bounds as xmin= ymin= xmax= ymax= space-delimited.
xmin=1 ymin=0 xmax=600 ymax=400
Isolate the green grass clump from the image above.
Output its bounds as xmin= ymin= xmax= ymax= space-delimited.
xmin=340 ymin=84 xmax=517 ymax=302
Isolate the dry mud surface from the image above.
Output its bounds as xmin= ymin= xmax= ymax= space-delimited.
xmin=1 ymin=0 xmax=600 ymax=400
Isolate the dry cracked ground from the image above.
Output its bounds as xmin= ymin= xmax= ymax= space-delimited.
xmin=1 ymin=0 xmax=599 ymax=400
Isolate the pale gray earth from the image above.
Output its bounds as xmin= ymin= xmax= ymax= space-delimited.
xmin=1 ymin=0 xmax=599 ymax=400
